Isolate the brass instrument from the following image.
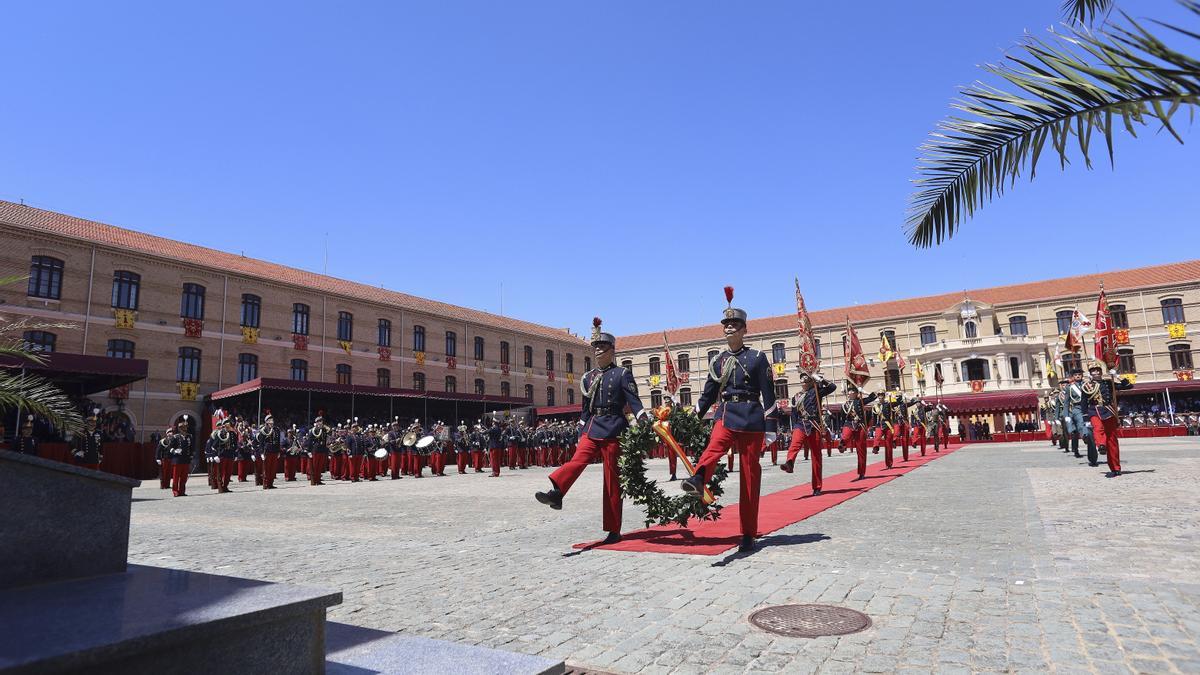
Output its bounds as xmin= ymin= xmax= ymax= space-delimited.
xmin=402 ymin=431 xmax=419 ymax=447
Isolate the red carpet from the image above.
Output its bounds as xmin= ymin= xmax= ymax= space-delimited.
xmin=573 ymin=442 xmax=968 ymax=555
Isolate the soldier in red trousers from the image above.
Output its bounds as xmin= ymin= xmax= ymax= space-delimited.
xmin=842 ymin=385 xmax=877 ymax=480
xmin=781 ymin=373 xmax=836 ymax=495
xmin=536 ymin=318 xmax=647 ymax=545
xmin=1086 ymin=361 xmax=1133 ymax=475
xmin=681 ymin=288 xmax=780 ymax=553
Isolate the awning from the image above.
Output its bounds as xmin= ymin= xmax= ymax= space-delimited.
xmin=1128 ymin=379 xmax=1200 ymax=395
xmin=0 ymin=352 xmax=148 ymax=396
xmin=536 ymin=404 xmax=582 ymax=417
xmin=933 ymin=389 xmax=1039 ymax=415
xmin=209 ymin=377 xmax=533 ymax=406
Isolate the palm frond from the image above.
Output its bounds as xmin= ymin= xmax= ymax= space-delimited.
xmin=1063 ymin=0 xmax=1115 ymax=24
xmin=0 ymin=317 xmax=78 ymax=337
xmin=0 ymin=369 xmax=84 ymax=433
xmin=907 ymin=1 xmax=1200 ymax=248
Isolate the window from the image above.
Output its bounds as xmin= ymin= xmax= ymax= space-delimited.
xmin=413 ymin=325 xmax=425 ymax=352
xmin=106 ymin=339 xmax=135 ymax=359
xmin=1110 ymin=304 xmax=1129 ymax=329
xmin=771 ymin=343 xmax=786 ymax=363
xmin=378 ymin=319 xmax=391 ymax=347
xmin=546 ymin=387 xmax=556 ymax=406
xmin=500 ymin=381 xmax=510 ymax=397
xmin=1056 ymin=310 xmax=1074 ymax=335
xmin=584 ymin=356 xmax=592 ymax=371
xmin=23 ymin=331 xmax=55 ymax=353
xmin=649 ymin=357 xmax=661 ymax=375
xmin=546 ymin=349 xmax=555 ymax=371
xmin=678 ymin=353 xmax=690 ymax=373
xmin=476 ymin=379 xmax=487 ymax=395
xmin=475 ymin=336 xmax=485 ymax=361
xmin=679 ymin=387 xmax=693 ymax=407
xmin=500 ymin=341 xmax=510 ymax=365
xmin=774 ymin=380 xmax=789 ymax=400
xmin=814 ymin=338 xmax=822 ymax=359
xmin=884 ymin=368 xmax=901 ymax=389
xmin=707 ymin=349 xmax=720 ymax=368
xmin=919 ymin=325 xmax=937 ymax=345
xmin=566 ymin=353 xmax=574 ymax=373
xmin=1061 ymin=353 xmax=1081 ymax=375
xmin=650 ymin=390 xmax=663 ymax=409
xmin=241 ymin=294 xmax=262 ymax=328
xmin=1162 ymin=298 xmax=1186 ymax=324
xmin=1009 ymin=356 xmax=1020 ymax=379
xmin=337 ymin=311 xmax=353 ymax=341
xmin=961 ymin=358 xmax=989 ymax=381
xmin=962 ymin=321 xmax=977 ymax=339
xmin=290 ymin=359 xmax=308 ymax=381
xmin=292 ymin=303 xmax=310 ymax=335
xmin=1169 ymin=343 xmax=1194 ymax=370
xmin=336 ymin=364 xmax=352 ymax=385
xmin=1117 ymin=348 xmax=1136 ymax=374
xmin=445 ymin=331 xmax=457 ymax=357
xmin=523 ymin=346 xmax=533 ymax=368
xmin=1008 ymin=316 xmax=1028 ymax=336
xmin=522 ymin=383 xmax=532 ymax=400
xmin=28 ymin=256 xmax=64 ymax=299
xmin=111 ymin=271 xmax=140 ymax=310
xmin=177 ymin=347 xmax=201 ymax=383
xmin=377 ymin=368 xmax=391 ymax=388
xmin=567 ymin=388 xmax=575 ymax=405
xmin=412 ymin=372 xmax=425 ymax=391
xmin=880 ymin=330 xmax=897 ymax=350
xmin=621 ymin=359 xmax=633 ymax=370
xmin=237 ymin=353 xmax=258 ymax=383
xmin=179 ymin=283 xmax=205 ymax=319
xmin=445 ymin=375 xmax=457 ymax=393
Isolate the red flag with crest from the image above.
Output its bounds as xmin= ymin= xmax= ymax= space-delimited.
xmin=843 ymin=318 xmax=871 ymax=387
xmin=1093 ymin=287 xmax=1118 ymax=369
xmin=794 ymin=279 xmax=819 ymax=375
xmin=662 ymin=332 xmax=680 ymax=395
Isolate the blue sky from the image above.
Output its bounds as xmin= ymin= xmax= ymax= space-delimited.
xmin=2 ymin=1 xmax=1196 ymax=337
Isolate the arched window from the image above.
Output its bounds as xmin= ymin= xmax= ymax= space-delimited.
xmin=475 ymin=378 xmax=486 ymax=395
xmin=814 ymin=338 xmax=822 ymax=359
xmin=292 ymin=304 xmax=310 ymax=335
xmin=707 ymin=349 xmax=720 ymax=364
xmin=336 ymin=364 xmax=352 ymax=385
xmin=377 ymin=368 xmax=390 ymax=388
xmin=377 ymin=319 xmax=391 ymax=347
xmin=546 ymin=349 xmax=555 ymax=371
xmin=445 ymin=375 xmax=457 ymax=393
xmin=566 ymin=353 xmax=574 ymax=373
xmin=880 ymin=330 xmax=897 ymax=349
xmin=107 ymin=339 xmax=135 ymax=359
xmin=1009 ymin=356 xmax=1020 ymax=379
xmin=774 ymin=380 xmax=789 ymax=400
xmin=584 ymin=356 xmax=592 ymax=371
xmin=1169 ymin=343 xmax=1194 ymax=370
xmin=28 ymin=256 xmax=64 ymax=299
xmin=963 ymin=321 xmax=977 ymax=339
xmin=241 ymin=294 xmax=262 ymax=328
xmin=679 ymin=387 xmax=692 ymax=407
xmin=475 ymin=336 xmax=485 ymax=361
xmin=112 ymin=271 xmax=140 ymax=310
xmin=412 ymin=372 xmax=425 ymax=391
xmin=919 ymin=325 xmax=937 ymax=345
xmin=237 ymin=353 xmax=258 ymax=383
xmin=1110 ymin=304 xmax=1128 ymax=329
xmin=620 ymin=359 xmax=633 ymax=370
xmin=677 ymin=353 xmax=690 ymax=373
xmin=649 ymin=357 xmax=661 ymax=375
xmin=650 ymin=390 xmax=663 ymax=408
xmin=290 ymin=359 xmax=308 ymax=381
xmin=500 ymin=341 xmax=510 ymax=365
xmin=336 ymin=312 xmax=353 ymax=341
xmin=771 ymin=343 xmax=786 ymax=363
xmin=523 ymin=346 xmax=533 ymax=367
xmin=177 ymin=347 xmax=202 ymax=383
xmin=181 ymin=283 xmax=205 ymax=319
xmin=1056 ymin=310 xmax=1074 ymax=335
xmin=445 ymin=331 xmax=457 ymax=357
xmin=567 ymin=388 xmax=575 ymax=404
xmin=1162 ymin=298 xmax=1186 ymax=324
xmin=499 ymin=381 xmax=509 ymax=397
xmin=961 ymin=358 xmax=990 ymax=381
xmin=412 ymin=325 xmax=425 ymax=352
xmin=23 ymin=331 xmax=56 ymax=353
xmin=1008 ymin=316 xmax=1028 ymax=336
xmin=523 ymin=383 xmax=533 ymax=400
xmin=546 ymin=387 xmax=556 ymax=406
xmin=1117 ymin=348 xmax=1136 ymax=374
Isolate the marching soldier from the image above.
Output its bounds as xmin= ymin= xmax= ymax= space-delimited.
xmin=781 ymin=373 xmax=837 ymax=496
xmin=486 ymin=419 xmax=504 ymax=477
xmin=283 ymin=425 xmax=302 ymax=481
xmin=345 ymin=419 xmax=364 ymax=482
xmin=205 ymin=424 xmax=220 ymax=489
xmin=155 ymin=423 xmax=173 ymax=489
xmin=1055 ymin=380 xmax=1071 ymax=452
xmin=235 ymin=419 xmax=255 ymax=483
xmin=305 ymin=415 xmax=331 ymax=486
xmin=536 ymin=317 xmax=646 ymax=545
xmin=469 ymin=423 xmax=485 ymax=473
xmin=209 ymin=417 xmax=238 ymax=493
xmin=842 ymin=385 xmax=877 ymax=480
xmin=910 ymin=398 xmax=929 ymax=456
xmin=681 ymin=289 xmax=779 ymax=553
xmin=1086 ymin=361 xmax=1134 ymax=474
xmin=168 ymin=416 xmax=194 ymax=497
xmin=893 ymin=388 xmax=911 ymax=462
xmin=386 ymin=418 xmax=404 ymax=479
xmin=257 ymin=414 xmax=280 ymax=489
xmin=873 ymin=390 xmax=897 ymax=469
xmin=455 ymin=422 xmax=470 ymax=474
xmin=1066 ymin=369 xmax=1095 ymax=459
xmin=71 ymin=409 xmax=104 ymax=471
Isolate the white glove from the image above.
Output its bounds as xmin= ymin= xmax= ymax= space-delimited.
xmin=1110 ymin=369 xmax=1119 ymax=377
xmin=635 ymin=408 xmax=653 ymax=422
xmin=156 ymin=459 xmax=161 ymax=465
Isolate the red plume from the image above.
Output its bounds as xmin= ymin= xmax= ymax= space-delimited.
xmin=593 ymin=316 xmax=602 ymax=327
xmin=724 ymin=286 xmax=734 ymax=304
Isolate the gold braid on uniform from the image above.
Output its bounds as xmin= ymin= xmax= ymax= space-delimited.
xmin=618 ymin=406 xmax=729 ymax=528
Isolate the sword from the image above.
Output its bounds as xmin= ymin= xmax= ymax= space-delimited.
xmin=651 ymin=406 xmax=715 ymax=505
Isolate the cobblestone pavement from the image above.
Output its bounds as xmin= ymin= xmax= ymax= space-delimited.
xmin=128 ymin=438 xmax=1200 ymax=674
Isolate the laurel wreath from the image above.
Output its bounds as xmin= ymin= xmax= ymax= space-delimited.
xmin=618 ymin=407 xmax=728 ymax=528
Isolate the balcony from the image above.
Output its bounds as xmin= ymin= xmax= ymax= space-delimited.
xmin=909 ymin=334 xmax=1043 ymax=359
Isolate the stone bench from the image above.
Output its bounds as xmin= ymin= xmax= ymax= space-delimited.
xmin=326 ymin=622 xmax=565 ymax=675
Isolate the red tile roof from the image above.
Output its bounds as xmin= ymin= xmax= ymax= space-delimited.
xmin=0 ymin=200 xmax=586 ymax=346
xmin=619 ymin=260 xmax=1200 ymax=349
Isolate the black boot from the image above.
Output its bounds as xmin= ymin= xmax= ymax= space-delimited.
xmin=668 ymin=474 xmax=678 ymax=482
xmin=780 ymin=460 xmax=794 ymax=473
xmin=534 ymin=488 xmax=563 ymax=510
xmin=738 ymin=535 xmax=757 ymax=553
xmin=681 ymin=473 xmax=705 ymax=495
xmin=602 ymin=531 xmax=622 ymax=545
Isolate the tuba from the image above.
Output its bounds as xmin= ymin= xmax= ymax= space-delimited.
xmin=402 ymin=431 xmax=419 ymax=447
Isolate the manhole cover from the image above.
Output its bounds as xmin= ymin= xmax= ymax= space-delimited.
xmin=748 ymin=604 xmax=871 ymax=637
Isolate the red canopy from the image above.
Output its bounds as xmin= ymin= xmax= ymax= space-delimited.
xmin=932 ymin=389 xmax=1039 ymax=415
xmin=210 ymin=377 xmax=531 ymax=406
xmin=0 ymin=351 xmax=148 ymax=395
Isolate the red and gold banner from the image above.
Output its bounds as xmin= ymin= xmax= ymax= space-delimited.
xmin=446 ymin=356 xmax=456 ymax=369
xmin=379 ymin=347 xmax=391 ymax=362
xmin=414 ymin=350 xmax=425 ymax=366
xmin=292 ymin=334 xmax=308 ymax=350
xmin=1093 ymin=287 xmax=1118 ymax=369
xmin=1115 ymin=327 xmax=1130 ymax=345
xmin=843 ymin=318 xmax=870 ymax=387
xmin=794 ymin=280 xmax=819 ymax=375
xmin=662 ymin=332 xmax=680 ymax=395
xmin=182 ymin=318 xmax=203 ymax=338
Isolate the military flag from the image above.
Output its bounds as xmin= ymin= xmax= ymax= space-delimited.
xmin=844 ymin=318 xmax=871 ymax=387
xmin=1093 ymin=287 xmax=1119 ymax=369
xmin=794 ymin=279 xmax=820 ymax=375
xmin=662 ymin=332 xmax=680 ymax=395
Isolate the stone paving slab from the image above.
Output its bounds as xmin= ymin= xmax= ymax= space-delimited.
xmin=127 ymin=438 xmax=1200 ymax=673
